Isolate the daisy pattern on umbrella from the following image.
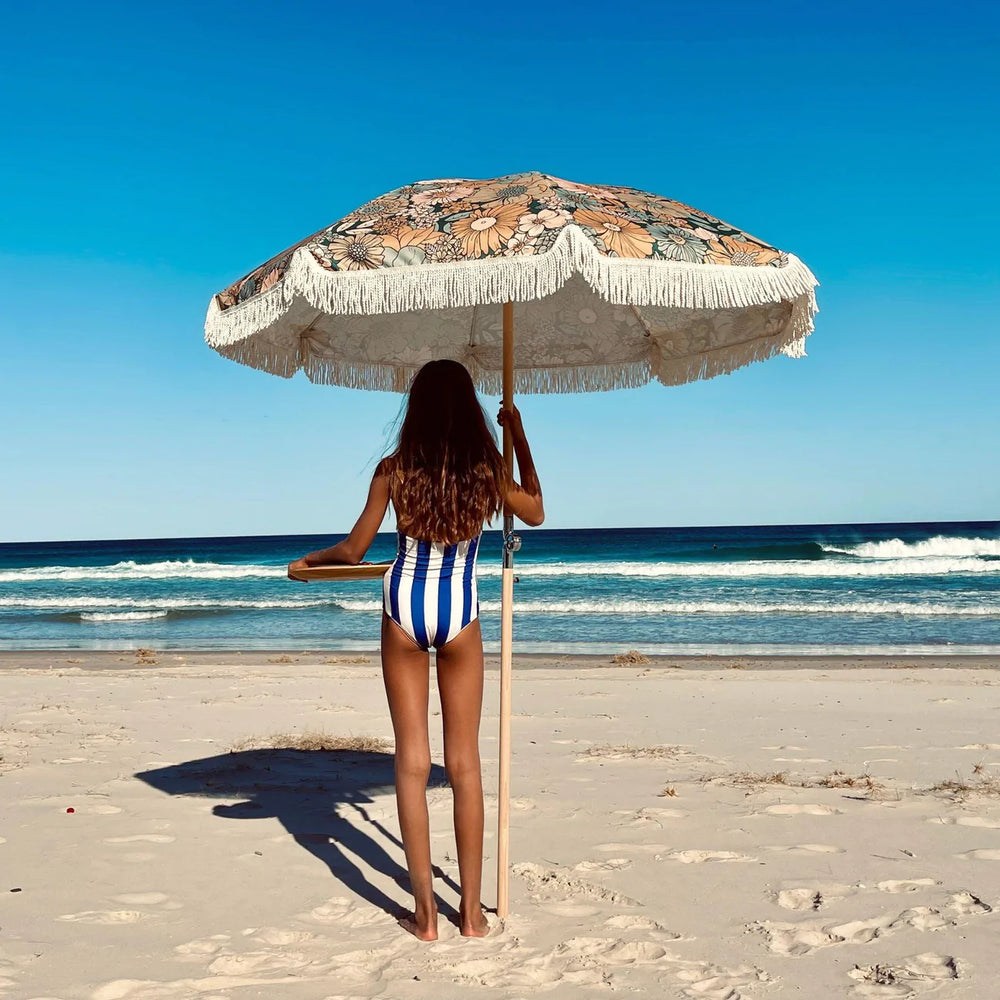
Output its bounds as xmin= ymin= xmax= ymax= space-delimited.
xmin=572 ymin=207 xmax=655 ymax=258
xmin=449 ymin=202 xmax=527 ymax=258
xmin=648 ymin=223 xmax=710 ymax=263
xmin=706 ymin=234 xmax=784 ymax=267
xmin=381 ymin=226 xmax=439 ymax=268
xmin=518 ymin=208 xmax=572 ymax=239
xmin=328 ymin=231 xmax=385 ymax=271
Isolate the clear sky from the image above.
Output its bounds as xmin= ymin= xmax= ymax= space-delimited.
xmin=1 ymin=1 xmax=998 ymax=543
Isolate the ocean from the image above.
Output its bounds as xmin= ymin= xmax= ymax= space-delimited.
xmin=1 ymin=521 xmax=999 ymax=655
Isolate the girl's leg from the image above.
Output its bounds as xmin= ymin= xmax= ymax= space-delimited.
xmin=380 ymin=613 xmax=437 ymax=941
xmin=435 ymin=620 xmax=490 ymax=936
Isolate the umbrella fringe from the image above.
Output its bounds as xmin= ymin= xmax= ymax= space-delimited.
xmin=212 ymin=323 xmax=808 ymax=395
xmin=205 ymin=226 xmax=818 ymax=349
xmin=653 ymin=311 xmax=813 ymax=387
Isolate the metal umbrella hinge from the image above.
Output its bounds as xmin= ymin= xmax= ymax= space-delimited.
xmin=502 ymin=530 xmax=521 ymax=568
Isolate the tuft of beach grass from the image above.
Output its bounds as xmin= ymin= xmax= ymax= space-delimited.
xmin=228 ymin=732 xmax=392 ymax=753
xmin=585 ymin=744 xmax=687 ymax=760
xmin=702 ymin=770 xmax=789 ymax=788
xmin=611 ymin=650 xmax=651 ymax=665
xmin=930 ymin=765 xmax=1000 ymax=800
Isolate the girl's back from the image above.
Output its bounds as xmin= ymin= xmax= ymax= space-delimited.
xmin=380 ymin=361 xmax=505 ymax=650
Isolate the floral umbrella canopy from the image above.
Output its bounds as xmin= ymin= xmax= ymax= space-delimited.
xmin=205 ymin=171 xmax=818 ymax=393
xmin=204 ymin=170 xmax=818 ymax=919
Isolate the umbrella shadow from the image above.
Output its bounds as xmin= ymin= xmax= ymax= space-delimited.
xmin=136 ymin=749 xmax=459 ymax=920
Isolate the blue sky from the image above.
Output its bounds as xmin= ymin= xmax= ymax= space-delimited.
xmin=1 ymin=0 xmax=997 ymax=542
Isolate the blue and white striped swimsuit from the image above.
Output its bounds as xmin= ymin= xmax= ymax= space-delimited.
xmin=382 ymin=532 xmax=481 ymax=650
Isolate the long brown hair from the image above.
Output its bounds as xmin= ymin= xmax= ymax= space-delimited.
xmin=381 ymin=360 xmax=507 ymax=543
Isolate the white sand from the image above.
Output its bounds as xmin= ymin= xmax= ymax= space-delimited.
xmin=1 ymin=652 xmax=999 ymax=999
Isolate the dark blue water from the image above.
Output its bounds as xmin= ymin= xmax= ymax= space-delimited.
xmin=1 ymin=521 xmax=999 ymax=653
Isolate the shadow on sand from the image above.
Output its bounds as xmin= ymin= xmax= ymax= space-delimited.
xmin=136 ymin=748 xmax=459 ymax=920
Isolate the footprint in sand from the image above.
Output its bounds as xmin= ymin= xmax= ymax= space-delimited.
xmin=110 ymin=892 xmax=182 ymax=910
xmin=948 ymin=891 xmax=992 ymax=916
xmin=662 ymin=850 xmax=755 ymax=864
xmin=772 ymin=884 xmax=858 ymax=911
xmin=103 ymin=834 xmax=175 ymax=844
xmin=574 ymin=858 xmax=633 ymax=872
xmin=956 ymin=849 xmax=1000 ymax=861
xmin=596 ymin=842 xmax=668 ymax=854
xmin=442 ymin=935 xmax=670 ymax=991
xmin=674 ymin=960 xmax=771 ymax=1000
xmin=928 ymin=815 xmax=1000 ymax=829
xmin=92 ymin=974 xmax=309 ymax=999
xmin=512 ymin=862 xmax=642 ymax=906
xmin=764 ymin=843 xmax=844 ymax=855
xmin=57 ymin=909 xmax=147 ymax=924
xmin=174 ymin=934 xmax=230 ymax=959
xmin=538 ymin=900 xmax=603 ymax=917
xmin=300 ymin=896 xmax=392 ymax=928
xmin=849 ymin=952 xmax=958 ymax=996
xmin=558 ymin=936 xmax=668 ymax=965
xmin=753 ymin=907 xmax=958 ymax=957
xmin=614 ymin=807 xmax=686 ymax=827
xmin=875 ymin=879 xmax=938 ymax=893
xmin=208 ymin=950 xmax=313 ymax=975
xmin=604 ymin=914 xmax=681 ymax=938
xmin=251 ymin=927 xmax=321 ymax=946
xmin=763 ymin=804 xmax=841 ymax=817
xmin=92 ymin=804 xmax=124 ymax=814
xmin=324 ymin=943 xmax=415 ymax=980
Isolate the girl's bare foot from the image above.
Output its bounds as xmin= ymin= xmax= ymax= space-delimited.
xmin=399 ymin=904 xmax=438 ymax=941
xmin=459 ymin=905 xmax=489 ymax=937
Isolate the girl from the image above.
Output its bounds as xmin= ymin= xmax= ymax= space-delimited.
xmin=288 ymin=360 xmax=544 ymax=940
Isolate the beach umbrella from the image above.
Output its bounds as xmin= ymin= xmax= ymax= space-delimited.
xmin=204 ymin=170 xmax=819 ymax=917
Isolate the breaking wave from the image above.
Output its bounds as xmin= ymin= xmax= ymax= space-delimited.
xmin=80 ymin=611 xmax=170 ymax=623
xmin=822 ymin=536 xmax=1000 ymax=559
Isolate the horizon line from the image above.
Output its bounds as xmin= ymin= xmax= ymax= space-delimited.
xmin=3 ymin=517 xmax=999 ymax=548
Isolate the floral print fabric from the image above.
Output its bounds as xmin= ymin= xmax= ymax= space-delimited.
xmin=216 ymin=172 xmax=791 ymax=311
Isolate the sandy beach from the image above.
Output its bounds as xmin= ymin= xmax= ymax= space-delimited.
xmin=2 ymin=651 xmax=999 ymax=999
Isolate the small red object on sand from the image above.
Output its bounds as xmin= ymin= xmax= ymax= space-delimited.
xmin=66 ymin=807 xmax=75 ymax=813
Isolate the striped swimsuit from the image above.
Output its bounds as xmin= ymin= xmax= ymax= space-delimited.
xmin=382 ymin=532 xmax=481 ymax=650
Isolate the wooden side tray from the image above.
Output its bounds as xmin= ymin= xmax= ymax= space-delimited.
xmin=292 ymin=562 xmax=393 ymax=581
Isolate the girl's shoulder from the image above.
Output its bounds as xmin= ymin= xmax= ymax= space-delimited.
xmin=376 ymin=455 xmax=406 ymax=491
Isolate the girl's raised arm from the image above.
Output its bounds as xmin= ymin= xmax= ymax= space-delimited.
xmin=288 ymin=466 xmax=391 ymax=580
xmin=497 ymin=406 xmax=544 ymax=527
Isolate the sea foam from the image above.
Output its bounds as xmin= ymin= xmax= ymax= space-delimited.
xmin=336 ymin=597 xmax=999 ymax=617
xmin=476 ymin=556 xmax=1000 ymax=579
xmin=823 ymin=535 xmax=1000 ymax=559
xmin=0 ymin=560 xmax=286 ymax=583
xmin=0 ymin=596 xmax=333 ymax=611
xmin=80 ymin=611 xmax=170 ymax=623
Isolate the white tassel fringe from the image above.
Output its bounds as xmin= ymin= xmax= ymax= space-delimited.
xmin=205 ymin=224 xmax=818 ymax=394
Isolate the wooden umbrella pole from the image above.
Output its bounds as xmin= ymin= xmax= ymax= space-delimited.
xmin=497 ymin=300 xmax=515 ymax=919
